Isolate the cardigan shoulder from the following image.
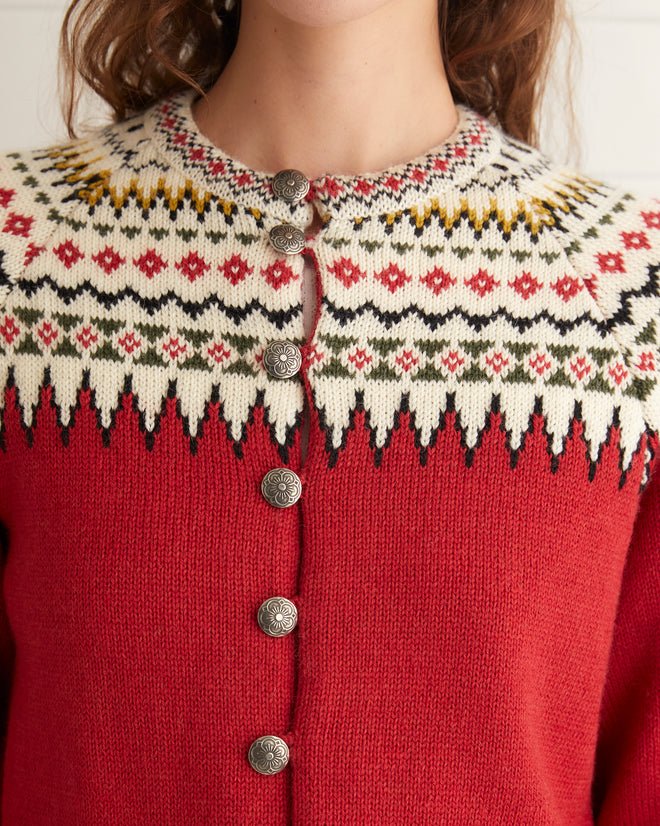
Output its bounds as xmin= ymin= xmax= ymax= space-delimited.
xmin=539 ymin=168 xmax=660 ymax=441
xmin=0 ymin=111 xmax=155 ymax=310
xmin=469 ymin=132 xmax=660 ymax=445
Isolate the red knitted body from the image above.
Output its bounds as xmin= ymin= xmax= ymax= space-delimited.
xmin=0 ymin=386 xmax=656 ymax=823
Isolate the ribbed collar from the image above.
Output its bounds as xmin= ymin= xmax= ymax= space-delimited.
xmin=146 ymin=87 xmax=502 ymax=222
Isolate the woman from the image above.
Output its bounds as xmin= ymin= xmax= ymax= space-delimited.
xmin=0 ymin=0 xmax=657 ymax=823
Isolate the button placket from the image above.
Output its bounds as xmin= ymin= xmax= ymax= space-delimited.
xmin=267 ymin=167 xmax=310 ymax=255
xmin=251 ymin=168 xmax=311 ymax=776
xmin=261 ymin=167 xmax=308 ymax=511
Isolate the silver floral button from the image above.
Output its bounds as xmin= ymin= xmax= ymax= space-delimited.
xmin=258 ymin=597 xmax=298 ymax=637
xmin=263 ymin=340 xmax=302 ymax=379
xmin=261 ymin=468 xmax=302 ymax=508
xmin=248 ymin=735 xmax=289 ymax=775
xmin=268 ymin=223 xmax=306 ymax=255
xmin=272 ymin=169 xmax=310 ymax=204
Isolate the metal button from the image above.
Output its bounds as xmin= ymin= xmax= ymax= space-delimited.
xmin=258 ymin=597 xmax=298 ymax=637
xmin=261 ymin=468 xmax=302 ymax=508
xmin=248 ymin=735 xmax=289 ymax=775
xmin=263 ymin=340 xmax=302 ymax=379
xmin=272 ymin=169 xmax=310 ymax=204
xmin=268 ymin=223 xmax=306 ymax=255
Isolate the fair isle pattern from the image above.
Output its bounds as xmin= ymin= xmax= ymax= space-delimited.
xmin=545 ymin=172 xmax=660 ymax=437
xmin=147 ymin=90 xmax=501 ymax=223
xmin=307 ymin=174 xmax=659 ymax=480
xmin=0 ymin=91 xmax=659 ymax=488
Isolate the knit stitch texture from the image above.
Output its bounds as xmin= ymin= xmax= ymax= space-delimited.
xmin=0 ymin=88 xmax=658 ymax=824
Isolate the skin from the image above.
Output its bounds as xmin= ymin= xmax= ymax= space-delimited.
xmin=192 ymin=0 xmax=458 ymax=216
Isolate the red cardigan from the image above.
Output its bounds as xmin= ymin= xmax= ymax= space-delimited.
xmin=0 ymin=89 xmax=658 ymax=824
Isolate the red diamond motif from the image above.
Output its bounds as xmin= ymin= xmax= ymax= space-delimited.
xmin=233 ymin=172 xmax=255 ymax=188
xmin=636 ymin=351 xmax=656 ymax=373
xmin=407 ymin=168 xmax=428 ymax=184
xmin=621 ymin=231 xmax=651 ymax=251
xmin=163 ymin=336 xmax=187 ymax=360
xmin=528 ymin=351 xmax=553 ymax=377
xmin=375 ymin=263 xmax=411 ymax=293
xmin=608 ymin=361 xmax=629 ymax=386
xmin=208 ymin=160 xmax=226 ymax=176
xmin=552 ymin=275 xmax=583 ymax=302
xmin=53 ymin=240 xmax=84 ymax=268
xmin=354 ymin=179 xmax=376 ymax=196
xmin=220 ymin=254 xmax=253 ymax=285
xmin=641 ymin=211 xmax=660 ymax=230
xmin=596 ymin=252 xmax=625 ymax=274
xmin=262 ymin=260 xmax=297 ymax=290
xmin=569 ymin=356 xmax=592 ymax=381
xmin=509 ymin=271 xmax=542 ymax=299
xmin=395 ymin=349 xmax=420 ymax=372
xmin=329 ymin=257 xmax=366 ymax=288
xmin=93 ymin=246 xmax=126 ymax=274
xmin=383 ymin=176 xmax=403 ymax=192
xmin=485 ymin=351 xmax=509 ymax=374
xmin=316 ymin=178 xmax=344 ymax=199
xmin=465 ymin=269 xmax=499 ymax=296
xmin=175 ymin=252 xmax=210 ymax=282
xmin=134 ymin=250 xmax=167 ymax=278
xmin=421 ymin=266 xmax=456 ymax=295
xmin=3 ymin=212 xmax=34 ymax=238
xmin=433 ymin=158 xmax=450 ymax=173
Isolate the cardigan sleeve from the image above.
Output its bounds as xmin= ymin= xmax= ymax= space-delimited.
xmin=0 ymin=145 xmax=75 ymax=816
xmin=0 ymin=139 xmax=108 ymax=311
xmin=0 ymin=138 xmax=113 ymax=813
xmin=0 ymin=537 xmax=15 ymax=814
xmin=591 ymin=438 xmax=660 ymax=822
xmin=0 ymin=147 xmax=59 ymax=302
xmin=536 ymin=174 xmax=660 ymax=818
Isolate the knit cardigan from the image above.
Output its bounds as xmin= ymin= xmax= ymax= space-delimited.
xmin=0 ymin=88 xmax=658 ymax=825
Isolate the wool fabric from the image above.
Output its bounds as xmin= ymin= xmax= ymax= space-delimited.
xmin=0 ymin=88 xmax=658 ymax=825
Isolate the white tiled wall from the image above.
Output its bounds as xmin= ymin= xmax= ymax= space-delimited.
xmin=0 ymin=0 xmax=658 ymax=196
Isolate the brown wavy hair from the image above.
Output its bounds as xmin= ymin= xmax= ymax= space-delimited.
xmin=58 ymin=0 xmax=578 ymax=149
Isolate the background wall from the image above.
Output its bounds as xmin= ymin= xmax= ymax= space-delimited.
xmin=0 ymin=0 xmax=658 ymax=196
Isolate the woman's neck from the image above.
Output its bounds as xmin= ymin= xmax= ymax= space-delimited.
xmin=192 ymin=0 xmax=459 ymax=181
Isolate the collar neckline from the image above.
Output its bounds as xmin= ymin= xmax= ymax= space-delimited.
xmin=146 ymin=88 xmax=502 ymax=221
